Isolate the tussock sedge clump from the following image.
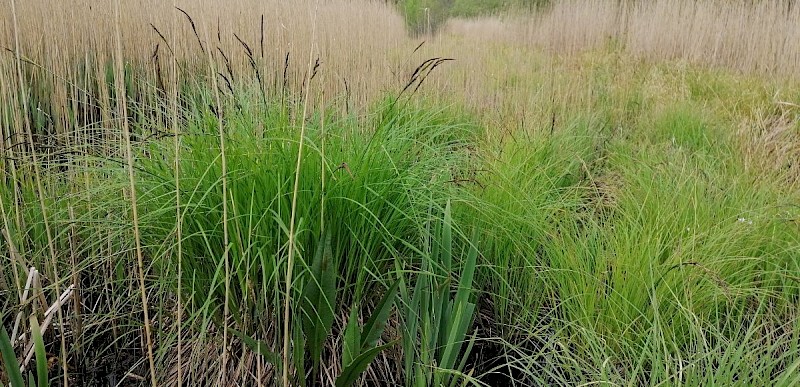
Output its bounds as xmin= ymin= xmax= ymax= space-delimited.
xmin=2 ymin=0 xmax=800 ymax=386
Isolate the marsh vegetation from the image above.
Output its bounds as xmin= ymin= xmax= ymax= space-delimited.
xmin=1 ymin=0 xmax=799 ymax=385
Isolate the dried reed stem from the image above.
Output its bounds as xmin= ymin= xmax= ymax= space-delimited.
xmin=68 ymin=205 xmax=83 ymax=356
xmin=205 ymin=25 xmax=231 ymax=385
xmin=0 ymin=207 xmax=23 ymax=301
xmin=112 ymin=0 xmax=157 ymax=384
xmin=21 ymin=285 xmax=75 ymax=372
xmin=283 ymin=4 xmax=319 ymax=385
xmin=320 ymin=86 xmax=326 ymax=234
xmin=10 ymin=0 xmax=69 ymax=384
xmin=10 ymin=266 xmax=36 ymax=345
xmin=171 ymin=1 xmax=184 ymax=385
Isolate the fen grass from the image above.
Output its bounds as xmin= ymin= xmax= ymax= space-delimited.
xmin=2 ymin=1 xmax=800 ymax=386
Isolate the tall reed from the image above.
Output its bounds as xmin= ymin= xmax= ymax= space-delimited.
xmin=113 ymin=0 xmax=157 ymax=384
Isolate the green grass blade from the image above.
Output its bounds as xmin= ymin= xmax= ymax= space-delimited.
xmin=454 ymin=231 xmax=478 ymax=310
xmin=227 ymin=327 xmax=279 ymax=364
xmin=442 ymin=200 xmax=452 ymax=273
xmin=776 ymin=356 xmax=800 ymax=387
xmin=1 ymin=326 xmax=25 ymax=387
xmin=440 ymin=302 xmax=475 ymax=371
xmin=293 ymin=324 xmax=306 ymax=387
xmin=342 ymin=307 xmax=360 ymax=368
xmin=335 ymin=340 xmax=399 ymax=387
xmin=360 ymin=278 xmax=401 ymax=349
xmin=451 ymin=332 xmax=478 ymax=387
xmin=29 ymin=316 xmax=48 ymax=387
xmin=300 ymin=230 xmax=337 ymax=365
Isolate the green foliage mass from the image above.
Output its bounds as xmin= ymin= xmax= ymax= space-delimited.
xmin=392 ymin=0 xmax=550 ymax=35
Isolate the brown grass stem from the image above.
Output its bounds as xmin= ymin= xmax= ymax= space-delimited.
xmin=112 ymin=0 xmax=157 ymax=384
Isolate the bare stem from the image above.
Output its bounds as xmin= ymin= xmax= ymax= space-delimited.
xmin=282 ymin=5 xmax=319 ymax=385
xmin=171 ymin=2 xmax=184 ymax=386
xmin=204 ymin=26 xmax=230 ymax=384
xmin=112 ymin=0 xmax=157 ymax=384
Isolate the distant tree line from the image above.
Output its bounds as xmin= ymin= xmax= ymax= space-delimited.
xmin=386 ymin=0 xmax=552 ymax=35
xmin=386 ymin=0 xmax=797 ymax=36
